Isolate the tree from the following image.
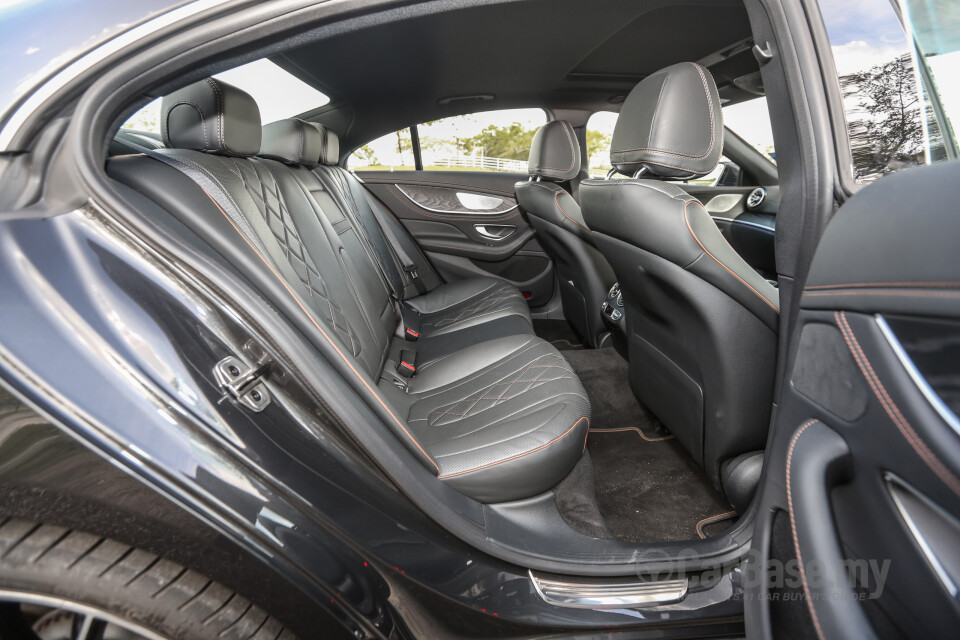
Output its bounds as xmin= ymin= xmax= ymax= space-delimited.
xmin=353 ymin=144 xmax=379 ymax=166
xmin=839 ymin=54 xmax=925 ymax=180
xmin=586 ymin=128 xmax=612 ymax=171
xmin=462 ymin=122 xmax=537 ymax=159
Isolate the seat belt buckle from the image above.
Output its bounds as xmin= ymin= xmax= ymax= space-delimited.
xmin=397 ymin=360 xmax=416 ymax=377
xmin=400 ymin=302 xmax=421 ymax=341
xmin=396 ymin=349 xmax=418 ymax=378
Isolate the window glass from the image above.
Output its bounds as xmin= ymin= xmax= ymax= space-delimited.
xmin=818 ymin=0 xmax=954 ymax=183
xmin=418 ymin=109 xmax=547 ymax=171
xmin=587 ymin=99 xmax=776 ymax=184
xmin=723 ymin=97 xmax=776 ymax=164
xmin=121 ymin=59 xmax=330 ymax=134
xmin=350 ymin=128 xmax=416 ymax=171
xmin=350 ymin=109 xmax=548 ymax=172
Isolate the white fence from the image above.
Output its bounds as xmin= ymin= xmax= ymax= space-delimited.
xmin=424 ymin=153 xmax=527 ymax=172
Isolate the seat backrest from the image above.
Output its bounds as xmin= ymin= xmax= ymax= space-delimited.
xmin=580 ymin=62 xmax=780 ymax=484
xmin=106 ymin=79 xmax=438 ymax=472
xmin=515 ymin=121 xmax=615 ymax=346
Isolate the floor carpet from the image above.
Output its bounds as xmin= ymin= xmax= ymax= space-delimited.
xmin=533 ymin=319 xmax=585 ymax=351
xmin=560 ymin=348 xmax=735 ymax=543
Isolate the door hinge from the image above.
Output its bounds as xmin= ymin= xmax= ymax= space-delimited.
xmin=214 ymin=355 xmax=271 ymax=412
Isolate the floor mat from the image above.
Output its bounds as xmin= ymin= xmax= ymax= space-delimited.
xmin=533 ymin=319 xmax=585 ymax=351
xmin=561 ymin=348 xmax=735 ymax=543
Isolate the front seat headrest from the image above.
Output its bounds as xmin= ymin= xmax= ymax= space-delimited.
xmin=528 ymin=120 xmax=580 ymax=181
xmin=610 ymin=62 xmax=722 ymax=179
xmin=317 ymin=124 xmax=340 ymax=166
xmin=260 ymin=119 xmax=325 ymax=167
xmin=161 ymin=78 xmax=261 ymax=157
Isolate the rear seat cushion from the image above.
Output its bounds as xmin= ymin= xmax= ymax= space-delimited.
xmin=386 ymin=335 xmax=589 ymax=503
xmin=109 ymin=86 xmax=590 ymax=504
xmin=407 ymin=277 xmax=532 ymax=338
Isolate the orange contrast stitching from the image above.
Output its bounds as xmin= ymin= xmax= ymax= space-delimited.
xmin=695 ymin=510 xmax=736 ymax=539
xmin=786 ymin=419 xmax=825 ymax=640
xmin=200 ymin=189 xmax=440 ymax=473
xmin=554 ymin=191 xmax=586 ymax=229
xmin=683 ymin=201 xmax=779 ymax=313
xmin=835 ymin=311 xmax=960 ymax=495
xmin=438 ymin=417 xmax=588 ymax=479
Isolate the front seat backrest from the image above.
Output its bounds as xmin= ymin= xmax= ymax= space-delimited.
xmin=580 ymin=62 xmax=780 ymax=489
xmin=515 ymin=121 xmax=616 ymax=347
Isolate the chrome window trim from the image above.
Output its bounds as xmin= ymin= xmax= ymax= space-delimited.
xmin=395 ymin=184 xmax=518 ymax=215
xmin=0 ymin=0 xmax=233 ymax=151
xmin=875 ymin=314 xmax=960 ymax=439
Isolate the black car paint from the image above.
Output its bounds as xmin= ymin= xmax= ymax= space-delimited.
xmin=0 ymin=206 xmax=745 ymax=637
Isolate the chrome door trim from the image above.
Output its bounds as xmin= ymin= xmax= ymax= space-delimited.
xmin=876 ymin=314 xmax=960 ymax=438
xmin=885 ymin=474 xmax=960 ymax=598
xmin=529 ymin=570 xmax=688 ymax=609
xmin=395 ymin=184 xmax=518 ymax=215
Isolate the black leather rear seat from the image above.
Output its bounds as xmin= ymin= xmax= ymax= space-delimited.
xmin=108 ymin=79 xmax=590 ymax=503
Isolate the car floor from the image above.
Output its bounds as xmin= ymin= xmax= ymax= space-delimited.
xmin=545 ymin=326 xmax=735 ymax=543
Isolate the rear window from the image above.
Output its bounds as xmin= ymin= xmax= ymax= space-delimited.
xmin=121 ymin=59 xmax=330 ymax=134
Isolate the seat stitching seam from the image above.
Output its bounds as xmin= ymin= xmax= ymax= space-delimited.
xmin=437 ymin=417 xmax=588 ymax=478
xmin=197 ymin=188 xmax=439 ymax=473
xmin=683 ymin=200 xmax=779 ymax=313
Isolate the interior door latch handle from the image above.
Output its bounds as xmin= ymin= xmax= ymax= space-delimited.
xmin=474 ymin=224 xmax=516 ymax=241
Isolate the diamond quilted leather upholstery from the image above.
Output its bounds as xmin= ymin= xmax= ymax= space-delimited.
xmin=108 ymin=79 xmax=591 ymax=503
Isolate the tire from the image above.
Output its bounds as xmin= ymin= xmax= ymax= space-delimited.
xmin=0 ymin=518 xmax=297 ymax=640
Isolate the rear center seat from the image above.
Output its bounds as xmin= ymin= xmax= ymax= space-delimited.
xmin=108 ymin=78 xmax=590 ymax=503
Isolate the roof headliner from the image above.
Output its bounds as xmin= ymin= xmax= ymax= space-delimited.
xmin=274 ymin=0 xmax=761 ymax=152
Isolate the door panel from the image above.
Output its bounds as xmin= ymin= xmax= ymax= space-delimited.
xmin=747 ymin=163 xmax=960 ymax=640
xmin=358 ymin=170 xmax=555 ymax=305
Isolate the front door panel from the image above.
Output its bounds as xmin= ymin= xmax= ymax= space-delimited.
xmin=357 ymin=170 xmax=555 ymax=307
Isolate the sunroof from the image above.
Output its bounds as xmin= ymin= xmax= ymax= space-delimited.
xmin=121 ymin=58 xmax=329 ymax=133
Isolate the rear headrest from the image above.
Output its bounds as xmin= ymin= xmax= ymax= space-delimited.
xmin=161 ymin=78 xmax=261 ymax=157
xmin=528 ymin=120 xmax=580 ymax=181
xmin=317 ymin=124 xmax=340 ymax=166
xmin=260 ymin=119 xmax=324 ymax=167
xmin=610 ymin=62 xmax=722 ymax=179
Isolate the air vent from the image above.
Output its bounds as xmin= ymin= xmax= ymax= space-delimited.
xmin=747 ymin=187 xmax=766 ymax=209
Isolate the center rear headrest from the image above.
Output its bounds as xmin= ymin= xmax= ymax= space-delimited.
xmin=317 ymin=124 xmax=339 ymax=166
xmin=610 ymin=62 xmax=722 ymax=179
xmin=528 ymin=120 xmax=580 ymax=181
xmin=260 ymin=119 xmax=325 ymax=167
xmin=161 ymin=78 xmax=261 ymax=157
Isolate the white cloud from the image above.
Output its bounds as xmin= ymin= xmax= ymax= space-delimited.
xmin=831 ymin=40 xmax=908 ymax=76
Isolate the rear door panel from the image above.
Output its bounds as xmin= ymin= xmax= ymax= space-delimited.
xmin=746 ymin=162 xmax=960 ymax=640
xmin=357 ymin=170 xmax=555 ymax=306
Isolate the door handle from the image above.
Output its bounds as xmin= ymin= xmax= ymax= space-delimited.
xmin=787 ymin=420 xmax=878 ymax=640
xmin=474 ymin=224 xmax=516 ymax=241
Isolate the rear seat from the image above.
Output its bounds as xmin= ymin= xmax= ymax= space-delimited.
xmin=108 ymin=78 xmax=589 ymax=503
